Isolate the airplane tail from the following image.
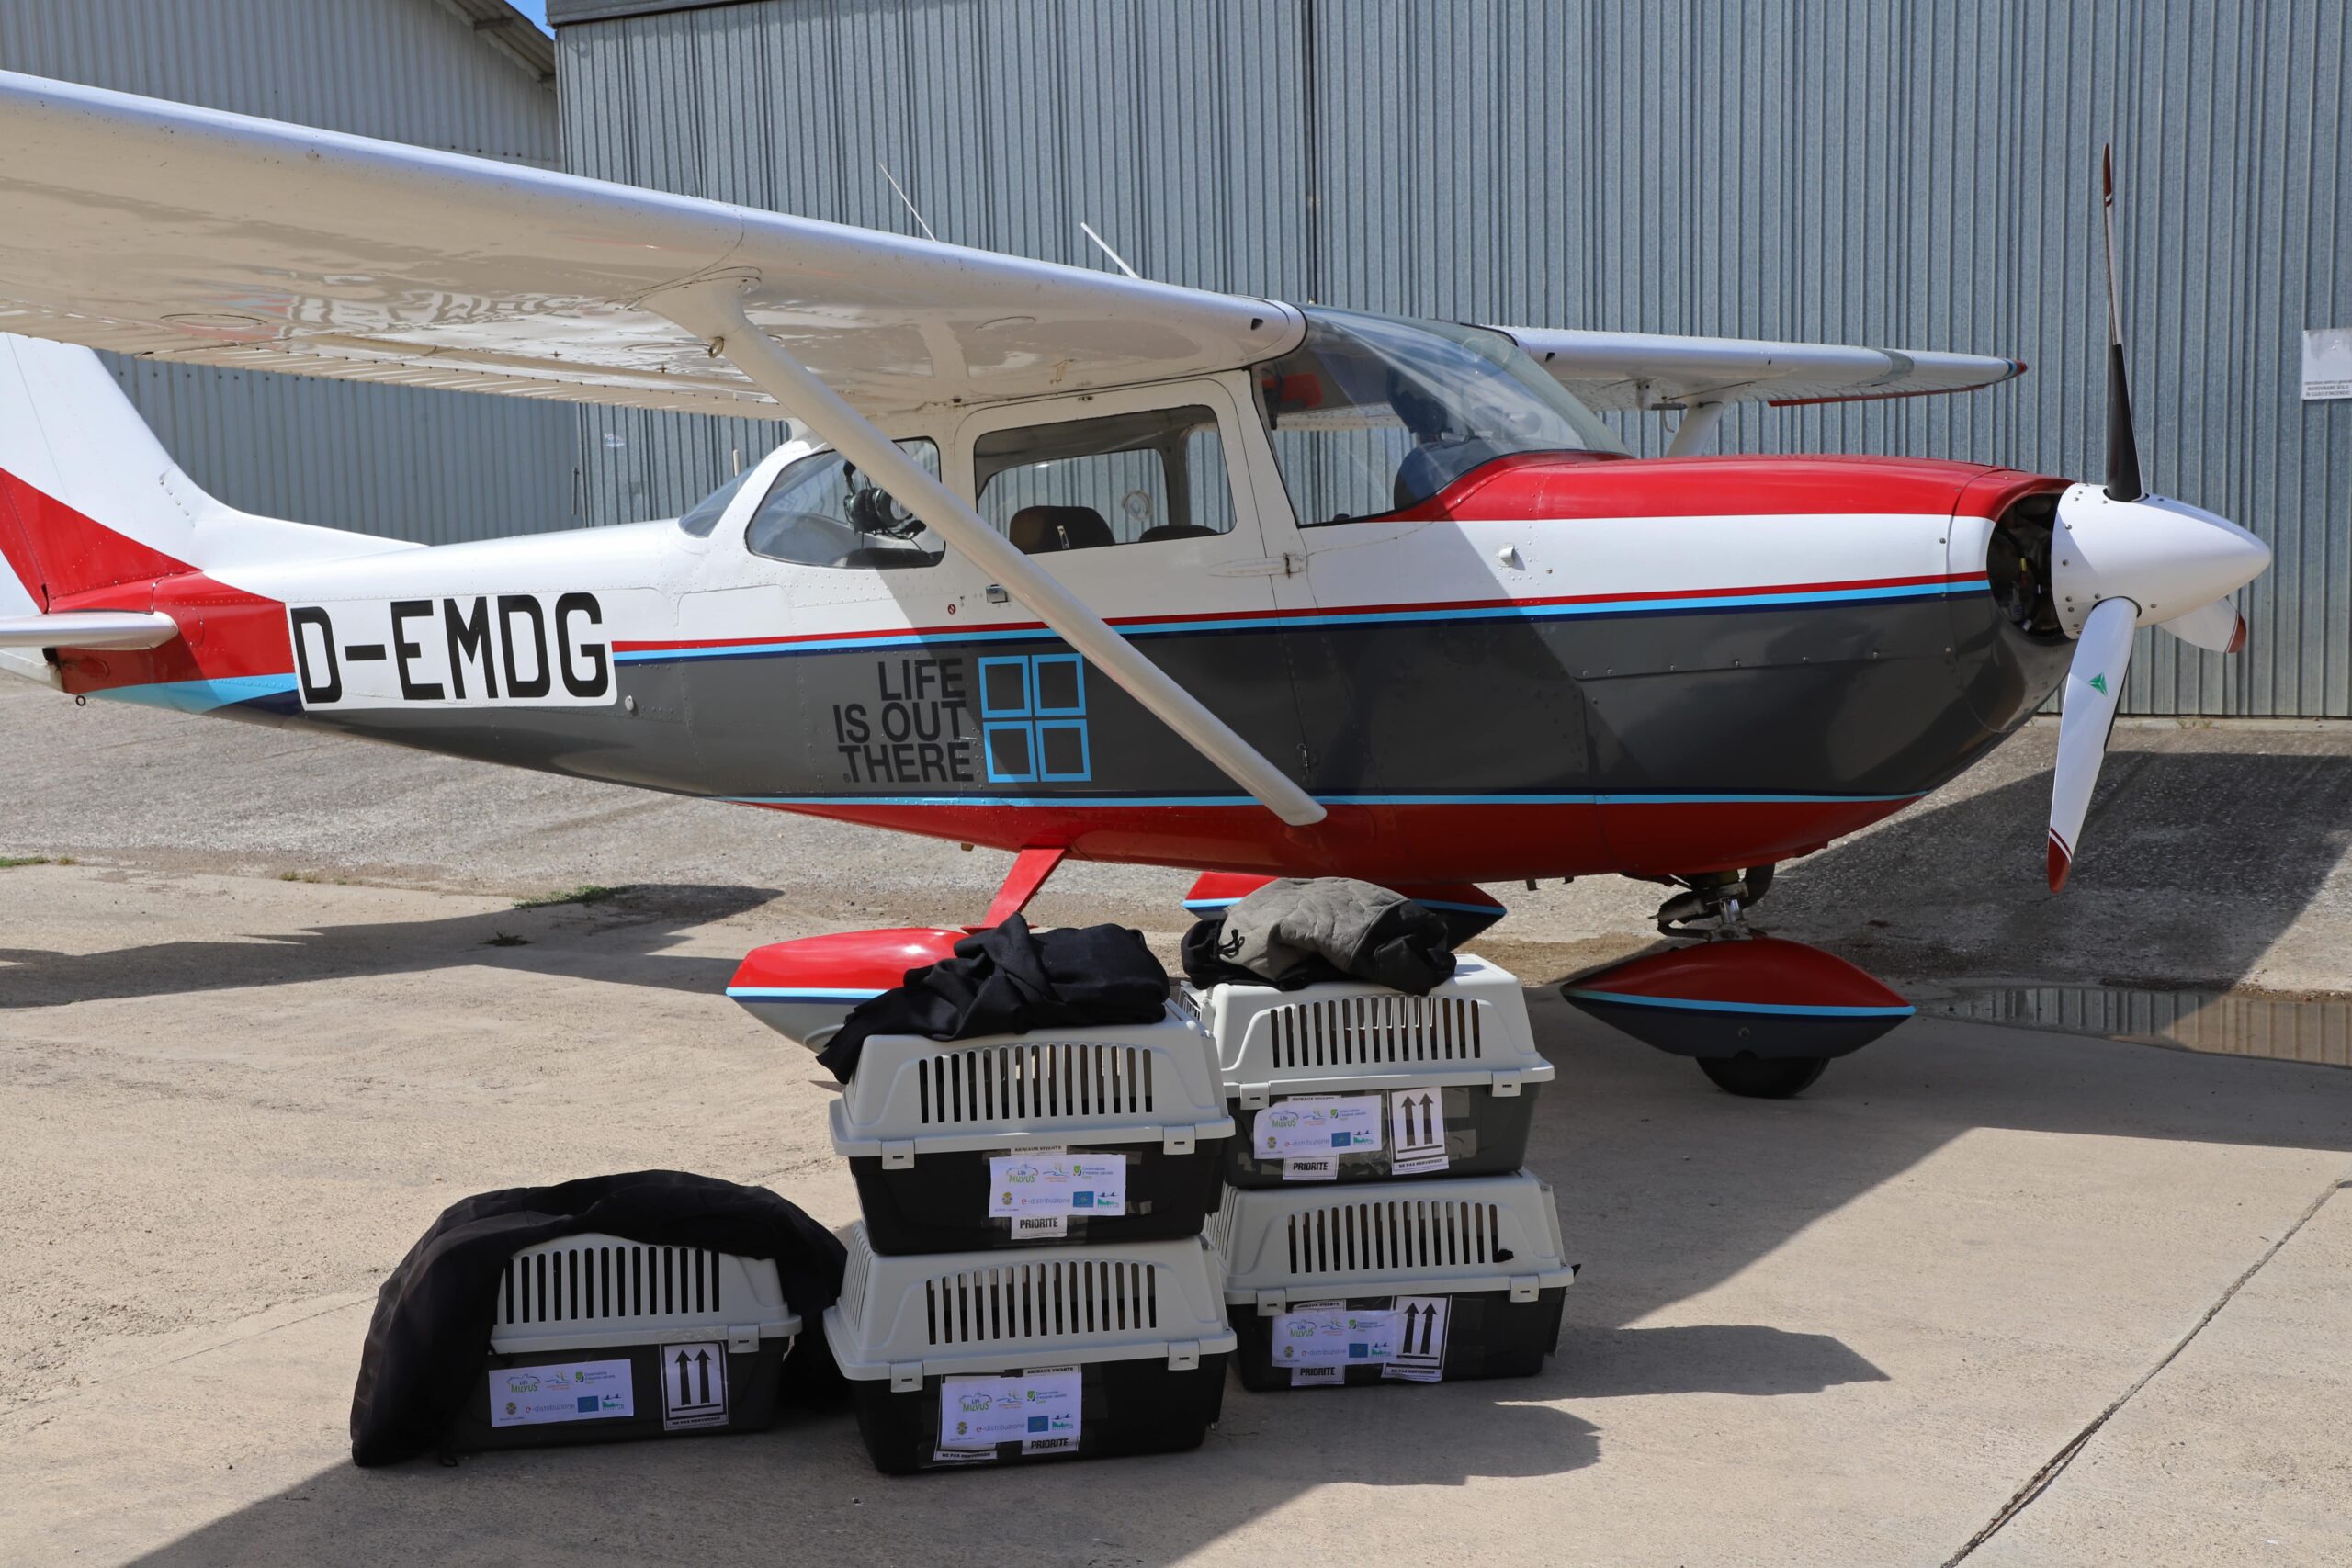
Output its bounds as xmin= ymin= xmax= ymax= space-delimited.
xmin=0 ymin=333 xmax=404 ymax=618
xmin=0 ymin=333 xmax=212 ymax=615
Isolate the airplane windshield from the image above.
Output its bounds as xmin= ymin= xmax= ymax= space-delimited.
xmin=1254 ymin=309 xmax=1625 ymax=525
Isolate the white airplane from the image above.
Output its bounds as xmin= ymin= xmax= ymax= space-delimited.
xmin=0 ymin=76 xmax=2268 ymax=1095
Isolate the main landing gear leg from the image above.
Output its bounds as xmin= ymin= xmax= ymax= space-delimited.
xmin=980 ymin=846 xmax=1068 ymax=927
xmin=1561 ymin=863 xmax=1914 ymax=1100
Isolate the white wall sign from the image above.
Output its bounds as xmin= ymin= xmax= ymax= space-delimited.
xmin=2303 ymin=328 xmax=2352 ymax=400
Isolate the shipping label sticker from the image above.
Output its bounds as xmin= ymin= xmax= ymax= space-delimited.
xmin=1270 ymin=1305 xmax=1398 ymax=1368
xmin=1389 ymin=1088 xmax=1450 ymax=1175
xmin=1281 ymin=1156 xmax=1340 ymax=1182
xmin=488 ymin=1358 xmax=634 ymax=1428
xmin=938 ymin=1367 xmax=1083 ymax=1450
xmin=661 ymin=1340 xmax=729 ymax=1430
xmin=987 ymin=1152 xmax=1128 ymax=1219
xmin=1011 ymin=1213 xmax=1070 ymax=1239
xmin=1253 ymin=1095 xmax=1384 ymax=1159
xmin=1382 ymin=1296 xmax=1451 ymax=1382
xmin=1289 ymin=1364 xmax=1344 ymax=1387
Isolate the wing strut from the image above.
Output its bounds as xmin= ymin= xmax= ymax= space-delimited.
xmin=663 ymin=286 xmax=1327 ymax=829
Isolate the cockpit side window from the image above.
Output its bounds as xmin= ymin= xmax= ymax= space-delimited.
xmin=973 ymin=405 xmax=1236 ymax=554
xmin=1254 ymin=309 xmax=1624 ymax=525
xmin=743 ymin=439 xmax=944 ymax=570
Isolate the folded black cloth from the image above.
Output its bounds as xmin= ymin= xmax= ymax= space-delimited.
xmin=816 ymin=913 xmax=1170 ymax=1082
xmin=350 ymin=1170 xmax=845 ymax=1467
xmin=1181 ymin=877 xmax=1455 ymax=996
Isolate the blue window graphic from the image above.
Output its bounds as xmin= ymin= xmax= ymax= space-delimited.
xmin=979 ymin=653 xmax=1091 ymax=784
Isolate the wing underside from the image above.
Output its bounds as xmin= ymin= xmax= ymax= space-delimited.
xmin=0 ymin=71 xmax=1297 ymax=420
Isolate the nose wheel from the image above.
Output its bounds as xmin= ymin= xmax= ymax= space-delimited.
xmin=1562 ymin=885 xmax=1913 ymax=1099
xmin=1695 ymin=1053 xmax=1830 ymax=1099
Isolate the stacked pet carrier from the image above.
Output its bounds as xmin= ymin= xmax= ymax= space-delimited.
xmin=1190 ymin=955 xmax=1576 ymax=1388
xmin=820 ymin=1002 xmax=1241 ymax=1472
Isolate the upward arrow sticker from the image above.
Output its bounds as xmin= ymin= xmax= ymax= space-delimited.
xmin=1389 ymin=1089 xmax=1449 ymax=1174
xmin=660 ymin=1340 xmax=729 ymax=1431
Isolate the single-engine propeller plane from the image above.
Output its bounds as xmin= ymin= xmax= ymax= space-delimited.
xmin=0 ymin=77 xmax=2270 ymax=1094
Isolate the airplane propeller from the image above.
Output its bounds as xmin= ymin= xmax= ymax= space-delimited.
xmin=2041 ymin=147 xmax=2270 ymax=892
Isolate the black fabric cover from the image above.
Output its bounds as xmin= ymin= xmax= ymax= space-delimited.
xmin=1182 ymin=878 xmax=1455 ymax=996
xmin=349 ymin=1169 xmax=845 ymax=1467
xmin=816 ymin=914 xmax=1169 ymax=1082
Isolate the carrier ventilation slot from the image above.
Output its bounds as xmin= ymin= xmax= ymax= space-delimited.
xmin=915 ymin=1042 xmax=1157 ymax=1126
xmin=497 ymin=1243 xmax=720 ymax=1325
xmin=1266 ymin=994 xmax=1484 ymax=1069
xmin=922 ymin=1258 xmax=1161 ymax=1348
xmin=1281 ymin=1199 xmax=1504 ymax=1276
xmin=839 ymin=1229 xmax=875 ymax=1325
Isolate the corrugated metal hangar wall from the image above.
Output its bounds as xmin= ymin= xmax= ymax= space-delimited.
xmin=548 ymin=0 xmax=2346 ymax=717
xmin=0 ymin=0 xmax=581 ymax=544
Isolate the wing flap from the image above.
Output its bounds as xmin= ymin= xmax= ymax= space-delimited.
xmin=0 ymin=72 xmax=1295 ymax=418
xmin=1502 ymin=326 xmax=2025 ymax=412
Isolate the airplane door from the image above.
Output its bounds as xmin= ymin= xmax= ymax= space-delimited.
xmin=942 ymin=380 xmax=1307 ymax=809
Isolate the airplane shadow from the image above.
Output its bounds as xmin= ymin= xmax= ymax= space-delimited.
xmin=1754 ymin=746 xmax=2352 ymax=991
xmin=0 ymin=883 xmax=778 ymax=1009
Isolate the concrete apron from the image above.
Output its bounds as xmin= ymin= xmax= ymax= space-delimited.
xmin=3 ymin=869 xmax=2347 ymax=1567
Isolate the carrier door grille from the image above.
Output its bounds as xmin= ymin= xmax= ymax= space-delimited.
xmin=1280 ymin=1198 xmax=1504 ymax=1277
xmin=914 ymin=1043 xmax=1156 ymax=1126
xmin=1266 ymin=995 xmax=1483 ymax=1069
xmin=922 ymin=1258 xmax=1159 ymax=1348
xmin=497 ymin=1242 xmax=721 ymax=1325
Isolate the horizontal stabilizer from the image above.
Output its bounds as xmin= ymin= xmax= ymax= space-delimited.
xmin=0 ymin=610 xmax=179 ymax=649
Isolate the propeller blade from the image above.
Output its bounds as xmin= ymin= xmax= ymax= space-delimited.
xmin=2154 ymin=595 xmax=2248 ymax=654
xmin=2048 ymin=595 xmax=2138 ymax=892
xmin=2101 ymin=146 xmax=2144 ymax=502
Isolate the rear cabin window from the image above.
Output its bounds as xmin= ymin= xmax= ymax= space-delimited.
xmin=742 ymin=439 xmax=943 ymax=569
xmin=973 ymin=405 xmax=1236 ymax=554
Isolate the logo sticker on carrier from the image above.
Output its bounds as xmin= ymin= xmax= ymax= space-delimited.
xmin=1389 ymin=1089 xmax=1451 ymax=1175
xmin=661 ymin=1341 xmax=729 ymax=1430
xmin=937 ymin=1368 xmax=1083 ymax=1450
xmin=1270 ymin=1303 xmax=1400 ymax=1368
xmin=1381 ymin=1297 xmax=1451 ymax=1382
xmin=488 ymin=1358 xmax=633 ymax=1427
xmin=987 ymin=1153 xmax=1127 ymax=1221
xmin=1254 ymin=1096 xmax=1383 ymax=1159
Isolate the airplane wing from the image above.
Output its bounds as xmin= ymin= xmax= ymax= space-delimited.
xmin=1500 ymin=326 xmax=2026 ymax=412
xmin=0 ymin=72 xmax=1298 ymax=419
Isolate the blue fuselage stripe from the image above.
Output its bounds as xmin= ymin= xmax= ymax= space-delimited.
xmin=615 ymin=580 xmax=1989 ymax=665
xmin=733 ymin=790 xmax=1925 ymax=809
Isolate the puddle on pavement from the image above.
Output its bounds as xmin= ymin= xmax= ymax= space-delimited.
xmin=1933 ymin=984 xmax=2352 ymax=1068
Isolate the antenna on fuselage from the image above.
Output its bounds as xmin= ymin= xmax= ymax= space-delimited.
xmin=1079 ymin=221 xmax=1142 ymax=280
xmin=876 ymin=162 xmax=938 ymax=243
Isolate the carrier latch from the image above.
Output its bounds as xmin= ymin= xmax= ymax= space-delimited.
xmin=888 ymin=1360 xmax=924 ymax=1392
xmin=1238 ymin=1083 xmax=1271 ymax=1111
xmin=1254 ymin=1289 xmax=1287 ymax=1316
xmin=1160 ymin=1127 xmax=1196 ymax=1155
xmin=726 ymin=1323 xmax=760 ymax=1353
xmin=1489 ymin=1069 xmax=1528 ymax=1098
xmin=1509 ymin=1275 xmax=1540 ymax=1303
xmin=1165 ymin=1340 xmax=1201 ymax=1371
xmin=880 ymin=1139 xmax=916 ymax=1169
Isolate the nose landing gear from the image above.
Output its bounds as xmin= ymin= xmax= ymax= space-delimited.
xmin=1564 ymin=867 xmax=1912 ymax=1098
